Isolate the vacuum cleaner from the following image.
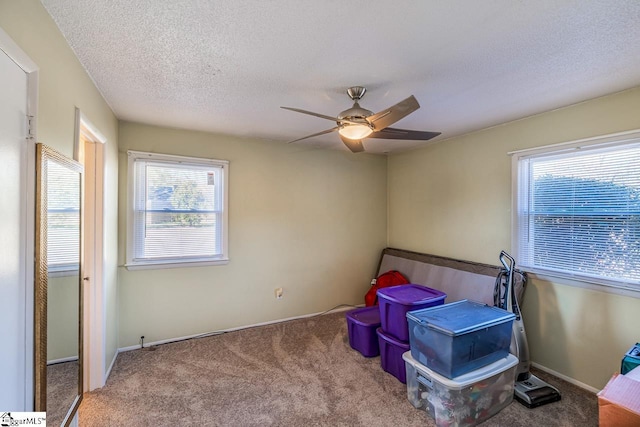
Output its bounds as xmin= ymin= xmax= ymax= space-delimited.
xmin=495 ymin=251 xmax=562 ymax=408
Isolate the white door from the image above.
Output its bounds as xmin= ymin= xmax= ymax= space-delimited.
xmin=0 ymin=47 xmax=30 ymax=410
xmin=74 ymin=111 xmax=107 ymax=391
xmin=83 ymin=137 xmax=106 ymax=390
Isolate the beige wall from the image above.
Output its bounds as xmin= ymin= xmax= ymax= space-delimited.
xmin=0 ymin=0 xmax=119 ymax=376
xmin=117 ymin=122 xmax=387 ymax=347
xmin=388 ymin=86 xmax=640 ymax=390
xmin=47 ymin=276 xmax=79 ymax=361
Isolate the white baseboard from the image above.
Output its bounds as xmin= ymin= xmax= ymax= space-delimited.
xmin=118 ymin=304 xmax=358 ymax=353
xmin=531 ymin=362 xmax=600 ymax=394
xmin=47 ymin=356 xmax=78 ymax=365
xmin=105 ymin=349 xmax=118 ymax=382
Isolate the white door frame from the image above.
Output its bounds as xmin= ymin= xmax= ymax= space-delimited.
xmin=0 ymin=26 xmax=38 ymax=411
xmin=74 ymin=108 xmax=107 ymax=391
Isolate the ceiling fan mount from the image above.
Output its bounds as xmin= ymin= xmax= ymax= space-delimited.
xmin=337 ymin=87 xmax=373 ymax=122
xmin=346 ymin=86 xmax=367 ymax=101
xmin=281 ymin=86 xmax=441 ymax=153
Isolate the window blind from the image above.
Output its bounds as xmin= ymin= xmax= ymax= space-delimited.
xmin=47 ymin=161 xmax=80 ymax=272
xmin=516 ymin=143 xmax=640 ymax=285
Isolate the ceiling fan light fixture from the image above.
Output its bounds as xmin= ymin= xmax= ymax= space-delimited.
xmin=282 ymin=86 xmax=439 ymax=153
xmin=338 ymin=123 xmax=373 ymax=140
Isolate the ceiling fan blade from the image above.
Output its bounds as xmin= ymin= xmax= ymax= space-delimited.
xmin=339 ymin=135 xmax=365 ymax=153
xmin=280 ymin=106 xmax=339 ymax=122
xmin=286 ymin=127 xmax=339 ymax=144
xmin=366 ymin=95 xmax=420 ymax=131
xmin=368 ymin=127 xmax=441 ymax=141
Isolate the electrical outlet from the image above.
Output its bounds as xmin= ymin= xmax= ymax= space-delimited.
xmin=275 ymin=287 xmax=283 ymax=299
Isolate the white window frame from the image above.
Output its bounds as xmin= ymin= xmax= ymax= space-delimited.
xmin=126 ymin=150 xmax=229 ymax=270
xmin=510 ymin=129 xmax=640 ymax=298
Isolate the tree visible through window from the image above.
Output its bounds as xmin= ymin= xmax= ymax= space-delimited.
xmin=515 ymin=138 xmax=640 ymax=287
xmin=127 ymin=151 xmax=229 ymax=268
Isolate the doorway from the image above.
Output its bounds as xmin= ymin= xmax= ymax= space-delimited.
xmin=74 ymin=109 xmax=107 ymax=391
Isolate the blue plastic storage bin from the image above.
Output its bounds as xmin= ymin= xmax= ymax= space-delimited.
xmin=407 ymin=300 xmax=515 ymax=379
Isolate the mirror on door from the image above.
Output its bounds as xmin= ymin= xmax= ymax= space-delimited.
xmin=35 ymin=143 xmax=84 ymax=427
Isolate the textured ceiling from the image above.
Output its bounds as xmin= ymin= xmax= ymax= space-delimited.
xmin=41 ymin=0 xmax=640 ymax=154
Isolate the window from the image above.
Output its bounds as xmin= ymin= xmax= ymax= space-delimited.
xmin=126 ymin=151 xmax=229 ymax=269
xmin=47 ymin=160 xmax=80 ymax=275
xmin=512 ymin=131 xmax=640 ymax=291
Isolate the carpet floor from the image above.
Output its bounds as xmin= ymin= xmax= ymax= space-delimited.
xmin=47 ymin=360 xmax=78 ymax=426
xmin=79 ymin=310 xmax=598 ymax=426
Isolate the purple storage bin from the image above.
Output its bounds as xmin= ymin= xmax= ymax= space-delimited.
xmin=346 ymin=306 xmax=381 ymax=357
xmin=377 ymin=284 xmax=446 ymax=342
xmin=377 ymin=327 xmax=410 ymax=383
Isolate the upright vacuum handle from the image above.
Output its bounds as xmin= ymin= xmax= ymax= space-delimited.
xmin=499 ymin=250 xmax=514 ymax=273
xmin=498 ymin=251 xmax=517 ymax=317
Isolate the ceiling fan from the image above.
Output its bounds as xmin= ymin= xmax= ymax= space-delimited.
xmin=281 ymin=86 xmax=441 ymax=153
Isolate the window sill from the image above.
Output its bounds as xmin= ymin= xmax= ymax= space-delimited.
xmin=124 ymin=258 xmax=229 ymax=271
xmin=523 ymin=268 xmax=640 ymax=299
